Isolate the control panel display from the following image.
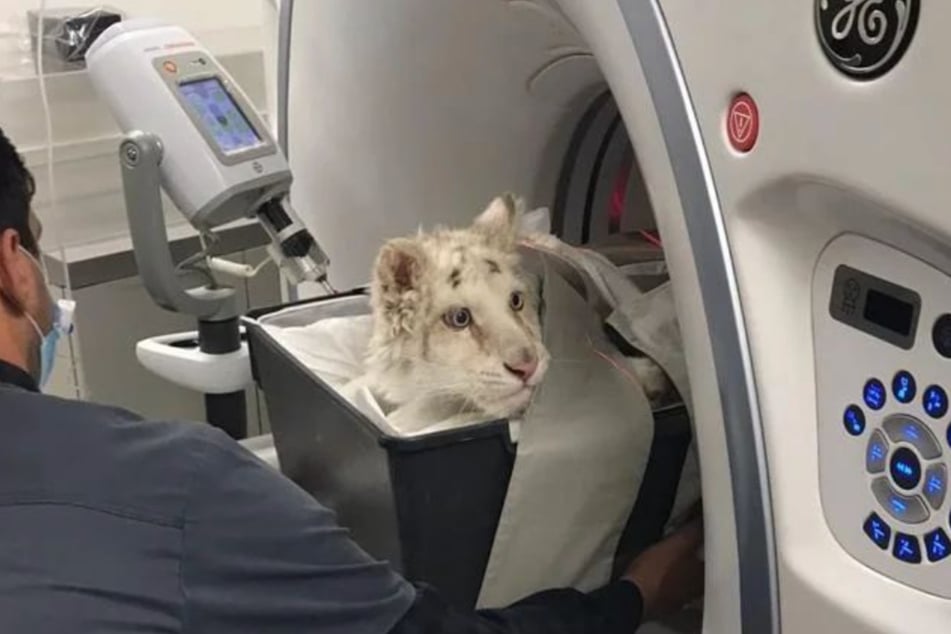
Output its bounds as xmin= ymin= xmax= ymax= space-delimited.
xmin=179 ymin=77 xmax=262 ymax=155
xmin=865 ymin=289 xmax=915 ymax=337
xmin=830 ymin=265 xmax=921 ymax=349
xmin=816 ymin=234 xmax=951 ymax=598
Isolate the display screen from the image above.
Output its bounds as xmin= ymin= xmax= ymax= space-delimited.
xmin=863 ymin=288 xmax=915 ymax=337
xmin=179 ymin=77 xmax=262 ymax=155
xmin=830 ymin=265 xmax=920 ymax=350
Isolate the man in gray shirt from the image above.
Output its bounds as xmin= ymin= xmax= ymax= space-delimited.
xmin=0 ymin=127 xmax=703 ymax=633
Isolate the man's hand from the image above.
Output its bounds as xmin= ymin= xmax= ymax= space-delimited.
xmin=622 ymin=515 xmax=704 ymax=622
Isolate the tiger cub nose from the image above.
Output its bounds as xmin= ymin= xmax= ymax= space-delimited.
xmin=504 ymin=349 xmax=539 ymax=383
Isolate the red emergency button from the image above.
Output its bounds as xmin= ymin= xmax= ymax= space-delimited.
xmin=163 ymin=61 xmax=178 ymax=74
xmin=727 ymin=93 xmax=759 ymax=153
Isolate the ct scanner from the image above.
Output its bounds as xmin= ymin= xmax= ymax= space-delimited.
xmin=274 ymin=0 xmax=951 ymax=632
xmin=80 ymin=0 xmax=951 ymax=631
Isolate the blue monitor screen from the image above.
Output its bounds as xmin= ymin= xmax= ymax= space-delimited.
xmin=179 ymin=77 xmax=262 ymax=155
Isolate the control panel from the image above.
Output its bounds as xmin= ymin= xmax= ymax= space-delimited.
xmin=816 ymin=234 xmax=951 ymax=597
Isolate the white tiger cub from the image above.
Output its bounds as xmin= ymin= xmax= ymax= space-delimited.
xmin=365 ymin=195 xmax=548 ymax=433
xmin=365 ymin=194 xmax=670 ymax=433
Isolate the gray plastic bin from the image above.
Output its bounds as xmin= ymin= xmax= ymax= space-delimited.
xmin=246 ymin=288 xmax=691 ymax=609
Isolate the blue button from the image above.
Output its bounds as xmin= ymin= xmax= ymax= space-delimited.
xmin=892 ymin=371 xmax=917 ymax=404
xmin=866 ymin=430 xmax=889 ymax=473
xmin=864 ymin=379 xmax=887 ymax=410
xmin=883 ymin=416 xmax=942 ymax=460
xmin=893 ymin=533 xmax=922 ymax=563
xmin=872 ymin=477 xmax=930 ymax=524
xmin=925 ymin=528 xmax=951 ymax=562
xmin=889 ymin=447 xmax=922 ymax=491
xmin=863 ymin=513 xmax=891 ymax=550
xmin=923 ymin=464 xmax=947 ymax=510
xmin=843 ymin=405 xmax=866 ymax=436
xmin=923 ymin=385 xmax=949 ymax=419
xmin=889 ymin=495 xmax=914 ymax=519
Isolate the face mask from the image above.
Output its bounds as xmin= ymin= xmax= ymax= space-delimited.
xmin=19 ymin=247 xmax=75 ymax=389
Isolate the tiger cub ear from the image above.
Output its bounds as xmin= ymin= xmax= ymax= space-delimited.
xmin=371 ymin=237 xmax=431 ymax=335
xmin=473 ymin=193 xmax=523 ymax=252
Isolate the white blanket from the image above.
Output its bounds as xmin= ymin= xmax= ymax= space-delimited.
xmin=263 ymin=314 xmax=522 ymax=438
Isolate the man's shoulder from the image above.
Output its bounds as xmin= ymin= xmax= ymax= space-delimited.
xmin=2 ymin=387 xmax=229 ymax=456
xmin=0 ymin=387 xmax=242 ymax=527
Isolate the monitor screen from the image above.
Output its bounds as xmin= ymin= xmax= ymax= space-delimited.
xmin=179 ymin=77 xmax=262 ymax=155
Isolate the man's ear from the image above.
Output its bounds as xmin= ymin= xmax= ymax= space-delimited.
xmin=371 ymin=237 xmax=431 ymax=336
xmin=0 ymin=228 xmax=28 ymax=313
xmin=473 ymin=193 xmax=522 ymax=252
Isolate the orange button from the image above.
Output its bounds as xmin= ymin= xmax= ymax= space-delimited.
xmin=163 ymin=61 xmax=178 ymax=74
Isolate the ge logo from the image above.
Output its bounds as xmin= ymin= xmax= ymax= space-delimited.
xmin=844 ymin=278 xmax=861 ymax=301
xmin=252 ymin=161 xmax=264 ymax=174
xmin=841 ymin=278 xmax=861 ymax=316
xmin=815 ymin=0 xmax=920 ymax=80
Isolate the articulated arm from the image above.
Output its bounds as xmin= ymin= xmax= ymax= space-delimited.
xmin=119 ymin=131 xmax=237 ymax=320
